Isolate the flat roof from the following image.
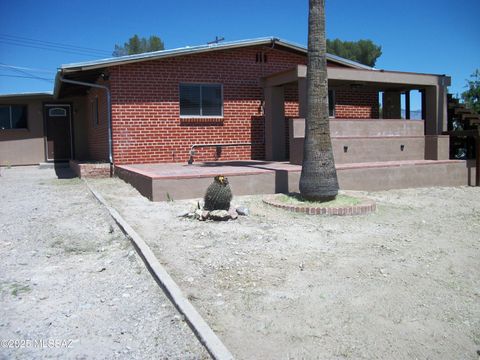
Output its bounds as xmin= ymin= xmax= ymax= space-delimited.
xmin=262 ymin=64 xmax=451 ymax=88
xmin=59 ymin=37 xmax=374 ymax=73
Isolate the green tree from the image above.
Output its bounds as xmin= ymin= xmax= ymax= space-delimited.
xmin=113 ymin=35 xmax=165 ymax=56
xmin=326 ymin=38 xmax=382 ymax=67
xmin=299 ymin=0 xmax=339 ymax=201
xmin=461 ymin=69 xmax=480 ymax=114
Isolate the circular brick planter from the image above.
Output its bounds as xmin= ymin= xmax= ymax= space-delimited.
xmin=263 ymin=193 xmax=376 ymax=216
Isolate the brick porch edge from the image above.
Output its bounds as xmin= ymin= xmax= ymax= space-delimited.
xmin=262 ymin=194 xmax=376 ymax=216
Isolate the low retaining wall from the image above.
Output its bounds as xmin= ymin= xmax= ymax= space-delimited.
xmin=69 ymin=160 xmax=111 ymax=178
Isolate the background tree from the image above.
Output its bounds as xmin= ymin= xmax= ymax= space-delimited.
xmin=461 ymin=69 xmax=480 ymax=114
xmin=326 ymin=38 xmax=382 ymax=67
xmin=113 ymin=35 xmax=165 ymax=56
xmin=299 ymin=0 xmax=339 ymax=201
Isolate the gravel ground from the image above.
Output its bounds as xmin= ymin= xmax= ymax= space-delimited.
xmin=0 ymin=166 xmax=208 ymax=360
xmin=90 ymin=176 xmax=480 ymax=360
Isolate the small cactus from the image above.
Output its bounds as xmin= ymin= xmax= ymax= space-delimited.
xmin=204 ymin=175 xmax=232 ymax=211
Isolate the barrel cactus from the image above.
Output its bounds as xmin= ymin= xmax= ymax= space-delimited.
xmin=204 ymin=175 xmax=232 ymax=211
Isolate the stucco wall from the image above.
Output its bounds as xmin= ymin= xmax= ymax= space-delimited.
xmin=0 ymin=98 xmax=46 ymax=166
xmin=0 ymin=96 xmax=90 ymax=166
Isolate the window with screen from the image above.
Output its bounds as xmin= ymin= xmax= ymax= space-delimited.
xmin=0 ymin=105 xmax=27 ymax=129
xmin=179 ymin=84 xmax=223 ymax=117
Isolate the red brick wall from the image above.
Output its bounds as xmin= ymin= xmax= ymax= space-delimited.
xmin=109 ymin=46 xmax=306 ymax=165
xmin=282 ymin=85 xmax=380 ymax=120
xmin=101 ymin=47 xmax=379 ymax=165
xmin=334 ymin=88 xmax=379 ymax=119
xmin=284 ymin=84 xmax=299 ymax=159
xmin=85 ymin=85 xmax=109 ymax=161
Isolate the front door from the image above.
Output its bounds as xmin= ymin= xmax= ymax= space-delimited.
xmin=45 ymin=105 xmax=72 ymax=161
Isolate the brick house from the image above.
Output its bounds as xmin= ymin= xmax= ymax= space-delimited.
xmin=55 ymin=37 xmax=388 ymax=166
xmin=2 ymin=37 xmax=471 ymax=197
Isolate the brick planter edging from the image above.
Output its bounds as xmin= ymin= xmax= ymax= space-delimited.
xmin=263 ymin=194 xmax=376 ymax=216
xmin=69 ymin=160 xmax=111 ymax=179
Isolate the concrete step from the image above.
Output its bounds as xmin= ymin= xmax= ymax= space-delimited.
xmin=38 ymin=162 xmax=69 ymax=169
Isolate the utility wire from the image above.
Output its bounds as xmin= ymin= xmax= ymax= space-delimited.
xmin=0 ymin=33 xmax=110 ymax=54
xmin=0 ymin=39 xmax=110 ymax=57
xmin=0 ymin=62 xmax=54 ymax=83
xmin=0 ymin=64 xmax=56 ymax=74
xmin=0 ymin=33 xmax=111 ymax=56
xmin=0 ymin=74 xmax=53 ymax=81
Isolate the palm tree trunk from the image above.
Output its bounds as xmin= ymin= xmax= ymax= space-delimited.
xmin=299 ymin=0 xmax=339 ymax=201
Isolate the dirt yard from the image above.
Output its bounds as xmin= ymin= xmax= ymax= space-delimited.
xmin=0 ymin=167 xmax=208 ymax=360
xmin=90 ymin=176 xmax=480 ymax=360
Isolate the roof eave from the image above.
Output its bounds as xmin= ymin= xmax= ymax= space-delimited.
xmin=60 ymin=37 xmax=279 ymax=73
xmin=0 ymin=91 xmax=53 ymax=99
xmin=60 ymin=37 xmax=373 ymax=73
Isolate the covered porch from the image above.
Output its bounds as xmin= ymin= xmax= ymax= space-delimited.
xmin=261 ymin=65 xmax=451 ymax=164
xmin=114 ymin=66 xmax=474 ymax=202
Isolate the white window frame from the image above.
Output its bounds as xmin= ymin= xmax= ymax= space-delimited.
xmin=179 ymin=83 xmax=224 ymax=118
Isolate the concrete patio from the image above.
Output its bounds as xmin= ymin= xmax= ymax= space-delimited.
xmin=115 ymin=159 xmax=471 ymax=201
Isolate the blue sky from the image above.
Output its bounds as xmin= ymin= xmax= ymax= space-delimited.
xmin=0 ymin=0 xmax=478 ymax=110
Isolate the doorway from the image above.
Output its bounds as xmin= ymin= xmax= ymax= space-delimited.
xmin=44 ymin=104 xmax=72 ymax=161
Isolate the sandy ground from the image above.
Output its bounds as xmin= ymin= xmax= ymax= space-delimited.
xmin=90 ymin=176 xmax=480 ymax=360
xmin=0 ymin=167 xmax=208 ymax=360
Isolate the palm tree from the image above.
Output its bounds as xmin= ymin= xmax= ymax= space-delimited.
xmin=299 ymin=0 xmax=339 ymax=201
